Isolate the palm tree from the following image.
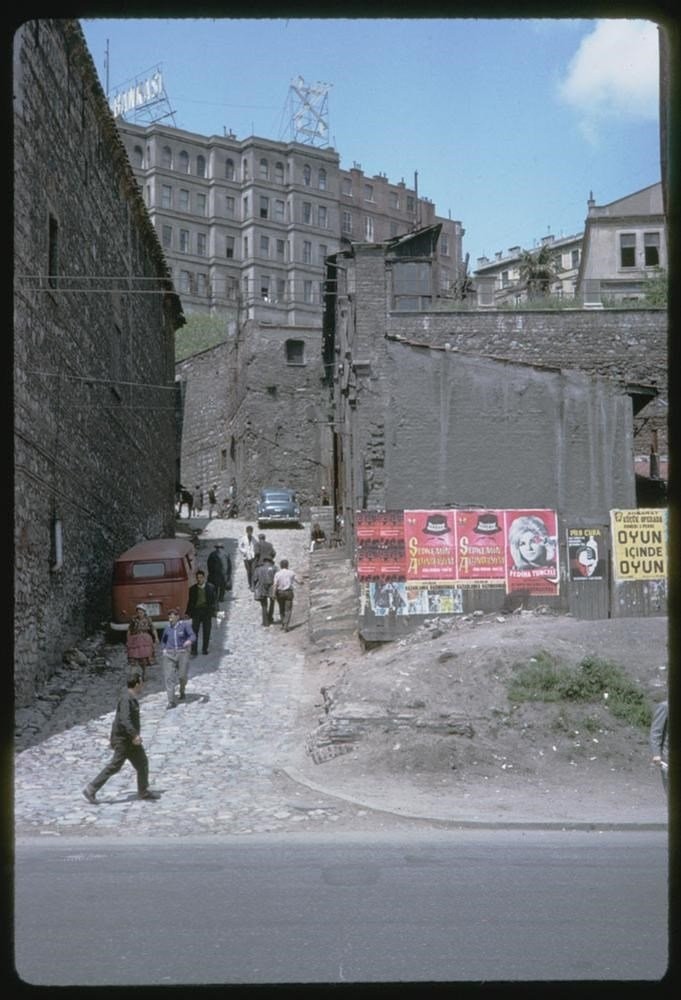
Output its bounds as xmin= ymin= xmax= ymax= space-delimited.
xmin=518 ymin=245 xmax=559 ymax=300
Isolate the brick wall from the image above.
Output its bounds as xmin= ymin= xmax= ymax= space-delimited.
xmin=13 ymin=21 xmax=182 ymax=706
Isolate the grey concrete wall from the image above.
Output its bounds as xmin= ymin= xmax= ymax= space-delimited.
xmin=14 ymin=21 xmax=181 ymax=706
xmin=381 ymin=344 xmax=636 ymax=521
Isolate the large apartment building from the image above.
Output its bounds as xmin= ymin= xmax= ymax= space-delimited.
xmin=116 ymin=121 xmax=464 ymax=324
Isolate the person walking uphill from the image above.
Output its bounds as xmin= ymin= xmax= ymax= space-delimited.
xmin=186 ymin=569 xmax=217 ymax=655
xmin=207 ymin=542 xmax=232 ymax=602
xmin=82 ymin=675 xmax=160 ymax=803
xmin=126 ymin=604 xmax=157 ymax=680
xmin=160 ymin=609 xmax=195 ymax=709
xmin=238 ymin=525 xmax=257 ymax=590
xmin=650 ymin=699 xmax=669 ymax=793
xmin=253 ymin=559 xmax=276 ymax=627
xmin=273 ymin=559 xmax=298 ymax=631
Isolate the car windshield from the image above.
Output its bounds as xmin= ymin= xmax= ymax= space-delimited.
xmin=262 ymin=491 xmax=293 ymax=501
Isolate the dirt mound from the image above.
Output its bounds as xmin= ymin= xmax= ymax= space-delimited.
xmin=304 ymin=612 xmax=669 ymax=823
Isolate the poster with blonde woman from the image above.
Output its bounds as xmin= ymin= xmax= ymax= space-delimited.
xmin=505 ymin=510 xmax=559 ymax=596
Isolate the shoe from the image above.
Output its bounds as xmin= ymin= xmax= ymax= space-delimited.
xmin=139 ymin=789 xmax=161 ymax=800
xmin=82 ymin=785 xmax=98 ymax=804
xmin=166 ymin=701 xmax=177 ymax=710
xmin=178 ymin=690 xmax=186 ymax=701
xmin=202 ymin=649 xmax=209 ymax=655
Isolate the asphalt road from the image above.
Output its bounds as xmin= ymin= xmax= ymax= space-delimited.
xmin=14 ymin=830 xmax=668 ymax=986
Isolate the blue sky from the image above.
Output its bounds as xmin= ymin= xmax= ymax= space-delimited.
xmin=80 ymin=16 xmax=661 ymax=267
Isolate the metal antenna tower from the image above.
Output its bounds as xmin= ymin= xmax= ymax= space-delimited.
xmin=287 ymin=76 xmax=332 ymax=146
xmin=109 ymin=64 xmax=177 ymax=126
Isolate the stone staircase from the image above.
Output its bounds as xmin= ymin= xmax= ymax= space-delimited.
xmin=305 ymin=547 xmax=358 ymax=648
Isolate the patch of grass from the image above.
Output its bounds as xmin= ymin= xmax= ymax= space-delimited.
xmin=508 ymin=652 xmax=652 ymax=730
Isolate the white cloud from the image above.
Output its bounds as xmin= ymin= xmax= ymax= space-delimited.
xmin=558 ymin=19 xmax=659 ymax=131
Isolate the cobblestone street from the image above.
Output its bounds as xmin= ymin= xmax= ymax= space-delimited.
xmin=14 ymin=519 xmax=399 ymax=839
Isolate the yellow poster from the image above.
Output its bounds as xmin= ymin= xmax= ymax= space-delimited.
xmin=610 ymin=508 xmax=668 ymax=581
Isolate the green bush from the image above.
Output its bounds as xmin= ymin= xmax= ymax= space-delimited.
xmin=507 ymin=653 xmax=652 ymax=730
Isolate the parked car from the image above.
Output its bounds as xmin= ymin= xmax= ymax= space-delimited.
xmin=110 ymin=538 xmax=197 ymax=635
xmin=256 ymin=487 xmax=301 ymax=528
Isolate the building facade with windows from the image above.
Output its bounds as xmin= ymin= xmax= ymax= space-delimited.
xmin=575 ymin=183 xmax=666 ymax=306
xmin=117 ymin=121 xmax=464 ymax=324
xmin=474 ymin=232 xmax=583 ymax=307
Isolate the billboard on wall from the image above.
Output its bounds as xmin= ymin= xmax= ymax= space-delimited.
xmin=610 ymin=508 xmax=668 ymax=581
xmin=357 ymin=507 xmax=560 ymax=615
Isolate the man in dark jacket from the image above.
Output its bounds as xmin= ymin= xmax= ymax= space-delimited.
xmin=207 ymin=542 xmax=232 ymax=602
xmin=186 ymin=569 xmax=217 ymax=655
xmin=82 ymin=675 xmax=160 ymax=803
xmin=253 ymin=533 xmax=276 ymax=567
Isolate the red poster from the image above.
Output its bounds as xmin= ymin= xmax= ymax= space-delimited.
xmin=356 ymin=510 xmax=405 ymax=579
xmin=404 ymin=509 xmax=457 ymax=580
xmin=505 ymin=509 xmax=559 ymax=596
xmin=455 ymin=509 xmax=506 ymax=580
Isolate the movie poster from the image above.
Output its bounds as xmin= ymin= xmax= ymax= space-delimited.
xmin=505 ymin=509 xmax=560 ymax=596
xmin=455 ymin=509 xmax=506 ymax=581
xmin=610 ymin=508 xmax=667 ymax=581
xmin=566 ymin=527 xmax=606 ymax=580
xmin=356 ymin=510 xmax=405 ymax=579
xmin=403 ymin=509 xmax=457 ymax=580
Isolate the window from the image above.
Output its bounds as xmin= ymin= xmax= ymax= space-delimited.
xmin=392 ymin=260 xmax=432 ymax=310
xmin=162 ymin=224 xmax=172 ymax=248
xmin=196 ymin=154 xmax=206 ymax=178
xmin=160 ymin=145 xmax=172 ymax=168
xmin=303 ymin=240 xmax=312 ymax=264
xmin=244 ymin=237 xmax=249 ymax=258
xmin=303 ymin=164 xmax=311 ymax=186
xmin=620 ymin=233 xmax=636 ymax=268
xmin=196 ymin=193 xmax=206 ymax=216
xmin=406 ymin=195 xmax=415 ymax=212
xmin=243 ymin=196 xmax=249 ymax=218
xmin=303 ymin=202 xmax=312 ymax=224
xmin=197 ymin=233 xmax=207 ymax=257
xmin=197 ymin=273 xmax=208 ymax=296
xmin=225 ymin=158 xmax=235 ymax=180
xmin=364 ymin=184 xmax=374 ymax=202
xmin=501 ymin=270 xmax=510 ymax=288
xmin=275 ymin=161 xmax=284 ymax=184
xmin=179 ymin=229 xmax=190 ymax=253
xmin=318 ymin=205 xmax=328 ymax=228
xmin=341 ymin=178 xmax=352 ymax=196
xmin=274 ymin=199 xmax=285 ymax=221
xmin=342 ymin=210 xmax=352 ymax=234
xmin=225 ymin=235 xmax=235 ymax=258
xmin=389 ymin=191 xmax=399 ymax=209
xmin=259 ymin=196 xmax=269 ymax=219
xmin=286 ymin=339 xmax=305 ymax=364
xmin=389 ymin=221 xmax=398 ymax=237
xmin=226 ymin=195 xmax=235 ymax=216
xmin=242 ymin=159 xmax=249 ymax=179
xmin=318 ymin=168 xmax=327 ymax=190
xmin=259 ymin=157 xmax=269 ymax=179
xmin=133 ymin=145 xmax=145 ymax=168
xmin=644 ymin=232 xmax=660 ymax=267
xmin=364 ymin=216 xmax=374 ymax=241
xmin=440 ymin=235 xmax=449 ymax=256
xmin=161 ymin=184 xmax=172 ymax=208
xmin=276 ymin=239 xmax=286 ymax=261
xmin=571 ymin=249 xmax=580 ymax=268
xmin=303 ymin=280 xmax=313 ymax=303
xmin=179 ymin=270 xmax=191 ymax=293
xmin=260 ymin=235 xmax=270 ymax=257
xmin=318 ymin=243 xmax=328 ymax=264
xmin=48 ymin=213 xmax=59 ymax=289
xmin=260 ymin=275 xmax=270 ymax=301
xmin=179 ymin=150 xmax=189 ymax=173
xmin=179 ymin=189 xmax=189 ymax=211
xmin=277 ymin=277 xmax=286 ymax=301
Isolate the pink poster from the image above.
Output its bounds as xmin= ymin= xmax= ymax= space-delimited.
xmin=404 ymin=509 xmax=457 ymax=580
xmin=455 ymin=509 xmax=506 ymax=581
xmin=505 ymin=509 xmax=560 ymax=596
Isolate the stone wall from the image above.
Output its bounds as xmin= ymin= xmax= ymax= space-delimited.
xmin=176 ymin=342 xmax=232 ymax=506
xmin=14 ymin=20 xmax=182 ymax=706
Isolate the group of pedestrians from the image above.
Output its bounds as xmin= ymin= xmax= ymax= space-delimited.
xmin=238 ymin=524 xmax=300 ymax=631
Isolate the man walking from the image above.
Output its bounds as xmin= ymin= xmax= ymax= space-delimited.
xmin=82 ymin=675 xmax=160 ymax=803
xmin=254 ymin=532 xmax=276 ymax=567
xmin=186 ymin=569 xmax=217 ymax=655
xmin=253 ymin=559 xmax=276 ymax=627
xmin=273 ymin=558 xmax=298 ymax=632
xmin=238 ymin=525 xmax=257 ymax=590
xmin=160 ymin=608 xmax=195 ymax=709
xmin=650 ymin=699 xmax=669 ymax=793
xmin=207 ymin=542 xmax=232 ymax=602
